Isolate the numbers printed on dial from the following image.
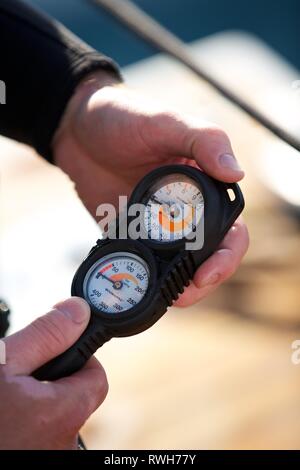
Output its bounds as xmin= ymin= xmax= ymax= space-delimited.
xmin=83 ymin=252 xmax=150 ymax=314
xmin=144 ymin=174 xmax=204 ymax=242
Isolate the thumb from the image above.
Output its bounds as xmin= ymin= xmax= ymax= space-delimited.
xmin=3 ymin=297 xmax=90 ymax=376
xmin=145 ymin=113 xmax=244 ymax=182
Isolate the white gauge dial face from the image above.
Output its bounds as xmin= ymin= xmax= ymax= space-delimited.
xmin=83 ymin=252 xmax=149 ymax=314
xmin=144 ymin=174 xmax=204 ymax=242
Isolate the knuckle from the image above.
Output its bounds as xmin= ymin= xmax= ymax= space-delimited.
xmin=64 ymin=401 xmax=88 ymax=433
xmin=65 ymin=367 xmax=109 ymax=428
xmin=91 ymin=368 xmax=109 ymax=406
xmin=203 ymin=124 xmax=229 ymax=142
xmin=219 ymin=251 xmax=237 ymax=281
xmin=53 ymin=391 xmax=89 ymax=434
xmin=222 ymin=265 xmax=236 ymax=281
xmin=232 ymin=222 xmax=250 ymax=257
xmin=152 ymin=110 xmax=182 ymax=130
xmin=98 ymin=370 xmax=109 ymax=401
xmin=138 ymin=110 xmax=182 ymax=152
xmin=242 ymin=224 xmax=250 ymax=253
xmin=86 ymin=368 xmax=109 ymax=412
xmin=66 ymin=393 xmax=102 ymax=430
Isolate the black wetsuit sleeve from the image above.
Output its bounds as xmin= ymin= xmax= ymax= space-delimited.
xmin=0 ymin=0 xmax=122 ymax=162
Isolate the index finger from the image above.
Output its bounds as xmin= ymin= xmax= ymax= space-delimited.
xmin=51 ymin=357 xmax=108 ymax=432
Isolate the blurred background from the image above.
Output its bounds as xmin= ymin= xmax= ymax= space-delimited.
xmin=1 ymin=0 xmax=300 ymax=449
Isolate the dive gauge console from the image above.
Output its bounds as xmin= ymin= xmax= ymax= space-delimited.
xmin=34 ymin=165 xmax=244 ymax=380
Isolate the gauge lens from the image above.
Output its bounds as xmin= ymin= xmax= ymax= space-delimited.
xmin=83 ymin=252 xmax=149 ymax=314
xmin=143 ymin=173 xmax=204 ymax=242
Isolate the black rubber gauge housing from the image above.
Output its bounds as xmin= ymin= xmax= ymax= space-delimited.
xmin=34 ymin=165 xmax=244 ymax=381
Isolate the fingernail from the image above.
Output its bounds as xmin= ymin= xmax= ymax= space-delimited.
xmin=198 ymin=272 xmax=221 ymax=288
xmin=219 ymin=153 xmax=243 ymax=173
xmin=54 ymin=298 xmax=90 ymax=324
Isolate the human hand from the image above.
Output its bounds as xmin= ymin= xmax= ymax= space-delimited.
xmin=0 ymin=298 xmax=108 ymax=449
xmin=53 ymin=72 xmax=249 ymax=306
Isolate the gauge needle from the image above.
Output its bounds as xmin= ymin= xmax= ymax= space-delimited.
xmin=177 ymin=196 xmax=188 ymax=205
xmin=99 ymin=272 xmax=115 ymax=285
xmin=150 ymin=195 xmax=174 ymax=206
xmin=99 ymin=271 xmax=127 ymax=290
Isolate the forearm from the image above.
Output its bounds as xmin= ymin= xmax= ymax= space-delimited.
xmin=0 ymin=0 xmax=122 ymax=162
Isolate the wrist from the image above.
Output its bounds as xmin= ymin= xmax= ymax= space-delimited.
xmin=70 ymin=69 xmax=123 ymax=102
xmin=52 ymin=69 xmax=122 ymax=163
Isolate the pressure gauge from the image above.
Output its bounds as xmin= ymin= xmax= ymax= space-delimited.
xmin=83 ymin=252 xmax=149 ymax=314
xmin=142 ymin=173 xmax=204 ymax=242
